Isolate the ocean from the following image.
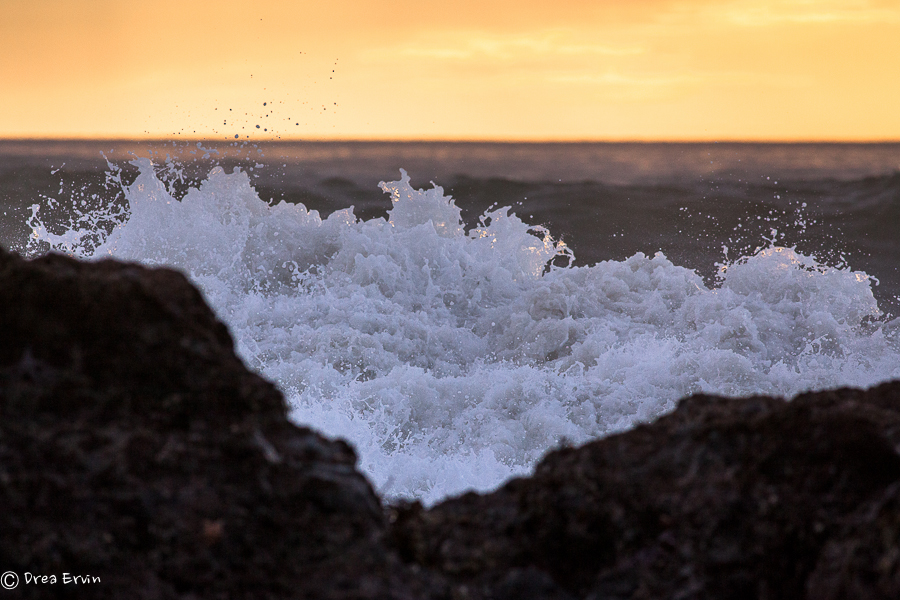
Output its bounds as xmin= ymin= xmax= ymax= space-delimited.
xmin=2 ymin=140 xmax=899 ymax=505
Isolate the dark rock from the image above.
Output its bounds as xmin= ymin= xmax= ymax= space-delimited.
xmin=806 ymin=481 xmax=900 ymax=599
xmin=4 ymin=246 xmax=900 ymax=599
xmin=0 ymin=248 xmax=439 ymax=599
xmin=390 ymin=386 xmax=900 ymax=600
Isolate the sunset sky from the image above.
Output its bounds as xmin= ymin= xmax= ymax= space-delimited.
xmin=2 ymin=0 xmax=899 ymax=140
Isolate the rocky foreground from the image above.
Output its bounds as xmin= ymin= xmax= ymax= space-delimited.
xmin=2 ymin=247 xmax=900 ymax=599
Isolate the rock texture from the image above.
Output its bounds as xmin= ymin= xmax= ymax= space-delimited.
xmin=3 ymin=246 xmax=900 ymax=599
xmin=391 ymin=385 xmax=900 ymax=599
xmin=0 ymin=248 xmax=433 ymax=599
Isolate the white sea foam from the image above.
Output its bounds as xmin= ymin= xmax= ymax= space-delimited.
xmin=29 ymin=159 xmax=900 ymax=505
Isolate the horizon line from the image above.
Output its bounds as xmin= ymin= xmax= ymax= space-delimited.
xmin=3 ymin=135 xmax=900 ymax=145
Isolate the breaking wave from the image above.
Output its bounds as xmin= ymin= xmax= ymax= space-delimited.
xmin=27 ymin=158 xmax=900 ymax=504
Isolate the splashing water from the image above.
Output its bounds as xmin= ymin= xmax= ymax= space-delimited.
xmin=28 ymin=159 xmax=900 ymax=505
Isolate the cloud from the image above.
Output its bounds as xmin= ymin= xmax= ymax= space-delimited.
xmin=716 ymin=0 xmax=900 ymax=26
xmin=550 ymin=71 xmax=689 ymax=87
xmin=367 ymin=30 xmax=644 ymax=63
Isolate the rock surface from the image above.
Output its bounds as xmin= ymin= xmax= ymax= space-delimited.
xmin=0 ymin=248 xmax=433 ymax=599
xmin=391 ymin=384 xmax=900 ymax=599
xmin=3 ymin=247 xmax=900 ymax=599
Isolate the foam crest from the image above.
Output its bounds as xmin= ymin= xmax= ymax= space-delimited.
xmin=29 ymin=160 xmax=900 ymax=505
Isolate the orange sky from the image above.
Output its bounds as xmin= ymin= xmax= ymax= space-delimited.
xmin=2 ymin=0 xmax=899 ymax=140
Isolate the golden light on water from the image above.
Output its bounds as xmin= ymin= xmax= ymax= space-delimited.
xmin=1 ymin=0 xmax=898 ymax=140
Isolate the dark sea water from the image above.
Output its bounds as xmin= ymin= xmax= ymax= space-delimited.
xmin=2 ymin=140 xmax=899 ymax=503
